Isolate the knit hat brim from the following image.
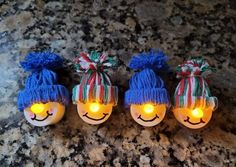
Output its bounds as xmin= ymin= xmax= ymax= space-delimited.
xmin=17 ymin=85 xmax=69 ymax=111
xmin=125 ymin=88 xmax=170 ymax=106
xmin=72 ymin=84 xmax=118 ymax=105
xmin=174 ymin=95 xmax=218 ymax=110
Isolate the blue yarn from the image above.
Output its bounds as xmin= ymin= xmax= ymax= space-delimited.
xmin=129 ymin=69 xmax=164 ymax=89
xmin=20 ymin=52 xmax=64 ymax=71
xmin=129 ymin=49 xmax=169 ymax=72
xmin=24 ymin=69 xmax=57 ymax=89
xmin=125 ymin=88 xmax=169 ymax=105
xmin=125 ymin=49 xmax=170 ymax=106
xmin=17 ymin=52 xmax=69 ymax=111
xmin=18 ymin=85 xmax=69 ymax=112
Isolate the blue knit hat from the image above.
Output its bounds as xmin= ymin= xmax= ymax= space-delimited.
xmin=125 ymin=49 xmax=170 ymax=106
xmin=17 ymin=52 xmax=69 ymax=111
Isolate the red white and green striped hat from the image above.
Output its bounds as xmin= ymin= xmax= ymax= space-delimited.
xmin=72 ymin=51 xmax=118 ymax=105
xmin=174 ymin=58 xmax=218 ymax=110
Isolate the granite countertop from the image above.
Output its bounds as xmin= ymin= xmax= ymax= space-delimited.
xmin=0 ymin=0 xmax=236 ymax=166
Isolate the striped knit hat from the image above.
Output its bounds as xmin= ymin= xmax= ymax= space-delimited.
xmin=174 ymin=58 xmax=218 ymax=110
xmin=72 ymin=51 xmax=118 ymax=105
xmin=125 ymin=50 xmax=170 ymax=106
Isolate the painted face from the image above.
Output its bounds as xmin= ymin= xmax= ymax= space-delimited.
xmin=24 ymin=102 xmax=65 ymax=127
xmin=130 ymin=103 xmax=166 ymax=127
xmin=173 ymin=107 xmax=213 ymax=129
xmin=77 ymin=102 xmax=113 ymax=125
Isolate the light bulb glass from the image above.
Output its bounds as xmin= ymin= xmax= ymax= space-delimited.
xmin=191 ymin=108 xmax=203 ymax=118
xmin=143 ymin=104 xmax=154 ymax=114
xmin=89 ymin=103 xmax=100 ymax=113
xmin=30 ymin=103 xmax=45 ymax=114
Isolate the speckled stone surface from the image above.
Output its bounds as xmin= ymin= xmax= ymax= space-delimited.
xmin=0 ymin=0 xmax=236 ymax=166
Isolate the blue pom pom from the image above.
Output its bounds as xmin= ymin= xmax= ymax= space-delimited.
xmin=20 ymin=52 xmax=64 ymax=71
xmin=129 ymin=49 xmax=168 ymax=71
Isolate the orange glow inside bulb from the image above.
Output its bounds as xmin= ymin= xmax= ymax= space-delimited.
xmin=89 ymin=103 xmax=100 ymax=113
xmin=143 ymin=104 xmax=154 ymax=114
xmin=191 ymin=108 xmax=203 ymax=118
xmin=30 ymin=103 xmax=45 ymax=114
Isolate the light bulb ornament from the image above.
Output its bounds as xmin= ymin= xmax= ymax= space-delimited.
xmin=173 ymin=57 xmax=218 ymax=129
xmin=17 ymin=52 xmax=69 ymax=126
xmin=125 ymin=50 xmax=170 ymax=127
xmin=72 ymin=51 xmax=118 ymax=125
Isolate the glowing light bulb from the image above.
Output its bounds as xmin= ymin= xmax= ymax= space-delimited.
xmin=30 ymin=103 xmax=45 ymax=114
xmin=89 ymin=103 xmax=100 ymax=113
xmin=191 ymin=108 xmax=203 ymax=118
xmin=143 ymin=104 xmax=154 ymax=114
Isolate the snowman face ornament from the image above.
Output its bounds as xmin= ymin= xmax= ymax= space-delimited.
xmin=77 ymin=102 xmax=113 ymax=125
xmin=24 ymin=102 xmax=65 ymax=126
xmin=72 ymin=51 xmax=118 ymax=125
xmin=130 ymin=103 xmax=166 ymax=127
xmin=173 ymin=58 xmax=218 ymax=129
xmin=124 ymin=50 xmax=170 ymax=127
xmin=17 ymin=52 xmax=70 ymax=126
xmin=173 ymin=104 xmax=215 ymax=129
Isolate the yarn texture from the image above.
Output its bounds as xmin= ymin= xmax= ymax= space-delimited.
xmin=125 ymin=49 xmax=170 ymax=106
xmin=21 ymin=52 xmax=64 ymax=71
xmin=72 ymin=51 xmax=118 ymax=105
xmin=17 ymin=52 xmax=69 ymax=111
xmin=174 ymin=58 xmax=218 ymax=109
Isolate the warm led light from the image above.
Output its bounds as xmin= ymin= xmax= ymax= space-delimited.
xmin=191 ymin=108 xmax=203 ymax=118
xmin=30 ymin=103 xmax=45 ymax=114
xmin=89 ymin=103 xmax=100 ymax=113
xmin=143 ymin=104 xmax=154 ymax=114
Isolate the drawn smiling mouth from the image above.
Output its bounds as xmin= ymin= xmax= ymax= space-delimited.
xmin=83 ymin=113 xmax=108 ymax=121
xmin=184 ymin=116 xmax=205 ymax=125
xmin=31 ymin=111 xmax=53 ymax=121
xmin=138 ymin=114 xmax=159 ymax=122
